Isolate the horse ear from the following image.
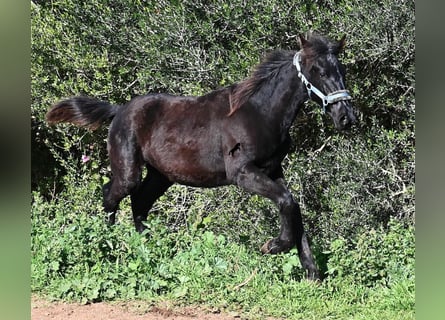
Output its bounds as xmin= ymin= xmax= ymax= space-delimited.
xmin=338 ymin=35 xmax=346 ymax=51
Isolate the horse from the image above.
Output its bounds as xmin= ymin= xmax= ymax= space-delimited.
xmin=46 ymin=33 xmax=356 ymax=280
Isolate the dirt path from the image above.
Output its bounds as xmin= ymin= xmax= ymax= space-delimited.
xmin=31 ymin=296 xmax=246 ymax=320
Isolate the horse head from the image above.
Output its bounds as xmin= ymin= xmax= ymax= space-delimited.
xmin=295 ymin=33 xmax=357 ymax=130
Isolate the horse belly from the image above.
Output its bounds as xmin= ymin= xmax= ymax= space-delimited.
xmin=144 ymin=136 xmax=228 ymax=187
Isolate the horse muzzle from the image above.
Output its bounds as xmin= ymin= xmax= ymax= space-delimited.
xmin=331 ymin=101 xmax=357 ymax=131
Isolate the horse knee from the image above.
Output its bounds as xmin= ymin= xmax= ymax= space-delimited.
xmin=277 ymin=191 xmax=296 ymax=211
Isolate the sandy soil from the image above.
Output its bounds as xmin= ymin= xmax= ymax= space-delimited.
xmin=31 ymin=296 xmax=253 ymax=320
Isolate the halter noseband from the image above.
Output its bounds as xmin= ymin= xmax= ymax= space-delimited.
xmin=293 ymin=52 xmax=352 ymax=112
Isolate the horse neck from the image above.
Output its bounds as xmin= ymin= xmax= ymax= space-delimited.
xmin=252 ymin=67 xmax=308 ymax=134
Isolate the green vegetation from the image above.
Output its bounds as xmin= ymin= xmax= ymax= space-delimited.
xmin=31 ymin=0 xmax=414 ymax=319
xmin=32 ymin=183 xmax=414 ymax=319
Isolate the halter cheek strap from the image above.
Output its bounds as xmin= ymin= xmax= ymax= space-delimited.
xmin=293 ymin=52 xmax=352 ymax=112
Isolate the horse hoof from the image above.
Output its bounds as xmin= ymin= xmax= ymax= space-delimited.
xmin=106 ymin=213 xmax=116 ymax=226
xmin=260 ymin=239 xmax=273 ymax=254
xmin=261 ymin=238 xmax=293 ymax=254
xmin=306 ymin=270 xmax=322 ymax=282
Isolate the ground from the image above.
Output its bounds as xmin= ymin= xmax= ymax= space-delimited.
xmin=31 ymin=296 xmax=273 ymax=320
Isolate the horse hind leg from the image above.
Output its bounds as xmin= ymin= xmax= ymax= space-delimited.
xmin=130 ymin=166 xmax=172 ymax=233
xmin=102 ymin=167 xmax=142 ymax=226
xmin=102 ymin=180 xmax=117 ymax=225
xmin=102 ymin=136 xmax=143 ymax=226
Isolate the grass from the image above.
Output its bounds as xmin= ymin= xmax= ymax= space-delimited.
xmin=31 ymin=179 xmax=414 ymax=320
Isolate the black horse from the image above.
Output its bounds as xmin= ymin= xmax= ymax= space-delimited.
xmin=46 ymin=33 xmax=356 ymax=280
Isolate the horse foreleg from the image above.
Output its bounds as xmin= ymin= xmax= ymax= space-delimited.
xmin=232 ymin=163 xmax=320 ymax=280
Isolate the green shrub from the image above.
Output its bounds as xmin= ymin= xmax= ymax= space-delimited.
xmin=287 ymin=125 xmax=415 ymax=247
xmin=31 ymin=0 xmax=414 ymax=232
xmin=325 ymin=218 xmax=415 ymax=287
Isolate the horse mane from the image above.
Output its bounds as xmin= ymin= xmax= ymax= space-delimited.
xmin=228 ymin=50 xmax=293 ymax=116
xmin=228 ymin=33 xmax=341 ymax=116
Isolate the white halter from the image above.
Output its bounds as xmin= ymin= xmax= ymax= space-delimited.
xmin=293 ymin=52 xmax=352 ymax=112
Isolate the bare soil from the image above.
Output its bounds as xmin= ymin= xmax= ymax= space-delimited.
xmin=31 ymin=296 xmax=257 ymax=320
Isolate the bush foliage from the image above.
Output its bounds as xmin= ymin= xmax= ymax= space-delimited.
xmin=32 ymin=0 xmax=414 ymax=236
xmin=31 ymin=0 xmax=414 ymax=316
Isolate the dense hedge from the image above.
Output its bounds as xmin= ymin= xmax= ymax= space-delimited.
xmin=31 ymin=0 xmax=414 ymax=250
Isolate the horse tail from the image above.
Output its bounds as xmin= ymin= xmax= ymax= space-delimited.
xmin=46 ymin=96 xmax=120 ymax=130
